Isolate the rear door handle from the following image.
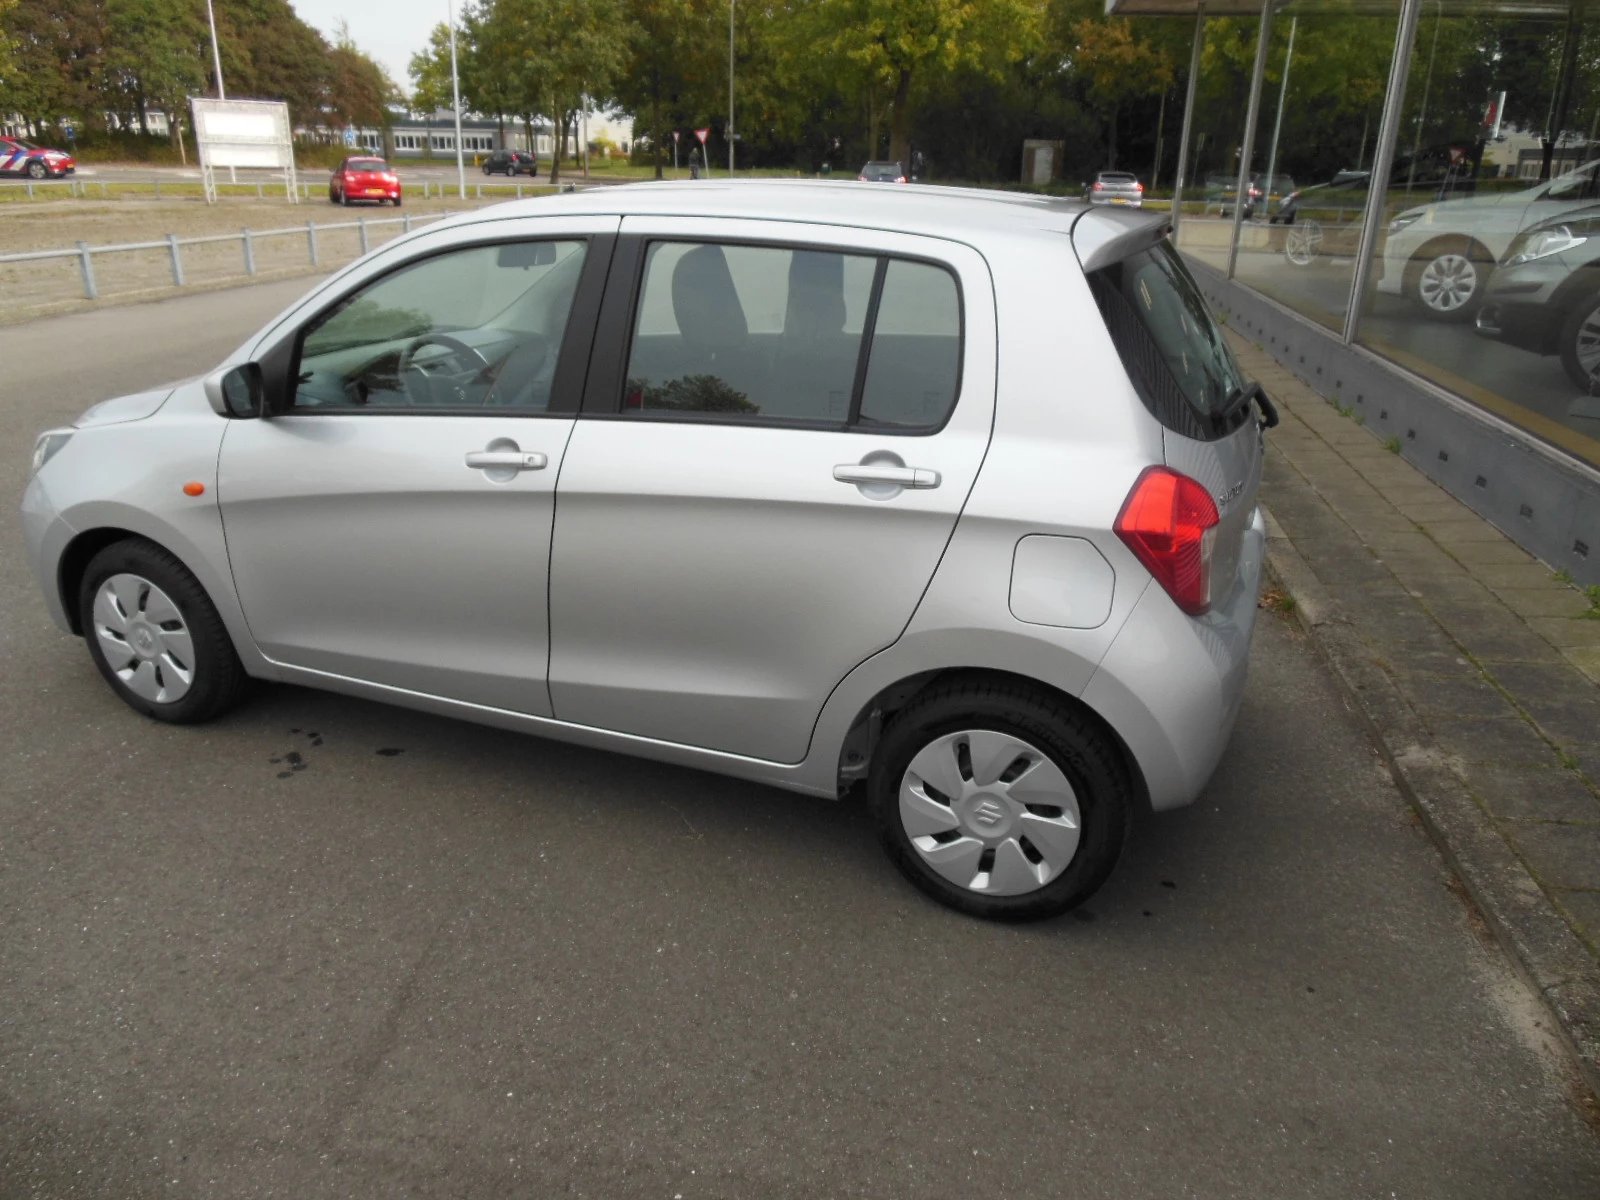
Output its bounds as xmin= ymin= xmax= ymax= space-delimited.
xmin=833 ymin=464 xmax=941 ymax=489
xmin=465 ymin=450 xmax=547 ymax=472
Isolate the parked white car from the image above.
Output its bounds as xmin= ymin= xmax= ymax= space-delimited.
xmin=1379 ymin=158 xmax=1600 ymax=319
xmin=23 ymin=182 xmax=1273 ymax=920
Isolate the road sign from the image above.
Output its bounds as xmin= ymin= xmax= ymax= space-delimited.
xmin=672 ymin=130 xmax=680 ymax=143
xmin=343 ymin=127 xmax=356 ymax=148
xmin=694 ymin=128 xmax=710 ymax=145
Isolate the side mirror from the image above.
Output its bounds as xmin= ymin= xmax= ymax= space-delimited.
xmin=203 ymin=363 xmax=263 ymax=419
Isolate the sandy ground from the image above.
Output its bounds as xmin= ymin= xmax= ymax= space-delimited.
xmin=0 ymin=191 xmax=552 ymax=316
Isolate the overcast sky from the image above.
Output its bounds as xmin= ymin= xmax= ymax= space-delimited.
xmin=291 ymin=0 xmax=438 ymax=95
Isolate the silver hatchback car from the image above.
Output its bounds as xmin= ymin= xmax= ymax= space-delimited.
xmin=23 ymin=182 xmax=1272 ymax=920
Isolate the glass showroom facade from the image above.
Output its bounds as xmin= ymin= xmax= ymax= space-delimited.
xmin=1115 ymin=0 xmax=1600 ymax=483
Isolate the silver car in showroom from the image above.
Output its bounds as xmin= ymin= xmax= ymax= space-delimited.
xmin=23 ymin=182 xmax=1272 ymax=921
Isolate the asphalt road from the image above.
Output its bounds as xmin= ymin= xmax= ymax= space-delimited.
xmin=3 ymin=283 xmax=1600 ymax=1198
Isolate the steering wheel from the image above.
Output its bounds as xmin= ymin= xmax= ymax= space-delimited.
xmin=398 ymin=333 xmax=490 ymax=405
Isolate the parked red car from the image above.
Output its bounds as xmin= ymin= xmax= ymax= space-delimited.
xmin=0 ymin=136 xmax=75 ymax=179
xmin=329 ymin=156 xmax=401 ymax=206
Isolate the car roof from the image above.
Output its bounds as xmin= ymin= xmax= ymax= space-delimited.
xmin=428 ymin=179 xmax=1128 ymax=244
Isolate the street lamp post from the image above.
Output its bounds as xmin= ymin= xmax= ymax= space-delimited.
xmin=728 ymin=0 xmax=735 ymax=174
xmin=205 ymin=0 xmax=226 ymax=99
xmin=447 ymin=0 xmax=467 ymax=199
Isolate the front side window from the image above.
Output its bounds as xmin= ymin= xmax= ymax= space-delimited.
xmin=293 ymin=240 xmax=587 ymax=412
xmin=621 ymin=240 xmax=961 ymax=429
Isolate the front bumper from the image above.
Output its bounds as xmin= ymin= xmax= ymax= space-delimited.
xmin=21 ymin=472 xmax=76 ymax=634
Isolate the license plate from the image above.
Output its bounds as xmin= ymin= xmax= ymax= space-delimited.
xmin=1111 ymin=197 xmax=1129 ymax=205
xmin=366 ymin=188 xmax=386 ymax=195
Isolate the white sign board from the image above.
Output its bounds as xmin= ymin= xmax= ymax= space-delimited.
xmin=191 ymin=97 xmax=298 ymax=203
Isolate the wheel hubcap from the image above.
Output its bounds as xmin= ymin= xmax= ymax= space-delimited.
xmin=1285 ymin=223 xmax=1321 ymax=265
xmin=898 ymin=730 xmax=1081 ymax=897
xmin=1573 ymin=308 xmax=1600 ymax=387
xmin=1418 ymin=254 xmax=1478 ymax=312
xmin=92 ymin=573 xmax=195 ymax=703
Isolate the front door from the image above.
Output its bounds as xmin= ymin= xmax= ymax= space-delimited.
xmin=218 ymin=227 xmax=611 ymax=715
xmin=547 ymin=219 xmax=996 ymax=762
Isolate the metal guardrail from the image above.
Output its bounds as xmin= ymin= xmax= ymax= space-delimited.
xmin=0 ymin=212 xmax=457 ymax=301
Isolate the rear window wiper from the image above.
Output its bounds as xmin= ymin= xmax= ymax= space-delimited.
xmin=1225 ymin=380 xmax=1279 ymax=430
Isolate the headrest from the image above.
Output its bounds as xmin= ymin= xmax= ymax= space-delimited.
xmin=786 ymin=251 xmax=846 ymax=339
xmin=671 ymin=245 xmax=748 ymax=351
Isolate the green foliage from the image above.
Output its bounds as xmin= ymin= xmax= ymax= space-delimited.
xmin=1584 ymin=584 xmax=1600 ymax=619
xmin=1385 ymin=436 xmax=1402 ymax=454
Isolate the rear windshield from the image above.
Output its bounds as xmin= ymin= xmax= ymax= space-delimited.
xmin=348 ymin=158 xmax=387 ymax=170
xmin=1100 ymin=173 xmax=1136 ymax=183
xmin=1087 ymin=241 xmax=1251 ymax=440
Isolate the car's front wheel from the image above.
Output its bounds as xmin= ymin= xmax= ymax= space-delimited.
xmin=1558 ymin=291 xmax=1600 ymax=392
xmin=1407 ymin=238 xmax=1492 ymax=320
xmin=26 ymin=160 xmax=47 ymax=180
xmin=869 ymin=679 xmax=1131 ymax=921
xmin=1284 ymin=219 xmax=1323 ymax=267
xmin=78 ymin=539 xmax=249 ymax=724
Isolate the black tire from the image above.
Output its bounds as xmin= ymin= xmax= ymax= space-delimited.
xmin=1405 ymin=237 xmax=1492 ymax=322
xmin=868 ymin=678 xmax=1131 ymax=922
xmin=1558 ymin=291 xmax=1600 ymax=392
xmin=78 ymin=538 xmax=250 ymax=725
xmin=393 ymin=195 xmax=402 ymax=207
xmin=26 ymin=159 xmax=47 ymax=180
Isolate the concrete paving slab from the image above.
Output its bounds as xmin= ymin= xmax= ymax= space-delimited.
xmin=1507 ymin=823 xmax=1600 ymax=890
xmin=1472 ymin=764 xmax=1600 ymax=824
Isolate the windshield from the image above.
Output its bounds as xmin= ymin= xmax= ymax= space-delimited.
xmin=1087 ymin=241 xmax=1250 ymax=438
xmin=347 ymin=158 xmax=388 ymax=171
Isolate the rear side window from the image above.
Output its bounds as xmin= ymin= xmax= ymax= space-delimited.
xmin=1087 ymin=241 xmax=1251 ymax=440
xmin=621 ymin=241 xmax=962 ymax=431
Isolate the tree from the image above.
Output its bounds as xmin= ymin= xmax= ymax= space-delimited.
xmin=328 ymin=19 xmax=396 ymax=128
xmin=408 ymin=21 xmax=457 ymax=114
xmin=802 ymin=0 xmax=1047 ymax=169
xmin=1063 ymin=16 xmax=1172 ymax=168
xmin=103 ymin=0 xmax=207 ymax=142
xmin=613 ymin=0 xmax=723 ymax=178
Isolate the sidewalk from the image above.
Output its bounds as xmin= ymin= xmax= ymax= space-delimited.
xmin=1228 ymin=331 xmax=1600 ymax=1097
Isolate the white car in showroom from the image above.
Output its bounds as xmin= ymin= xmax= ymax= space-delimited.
xmin=1379 ymin=157 xmax=1600 ymax=319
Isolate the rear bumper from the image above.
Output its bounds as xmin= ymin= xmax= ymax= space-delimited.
xmin=1081 ymin=507 xmax=1266 ymax=810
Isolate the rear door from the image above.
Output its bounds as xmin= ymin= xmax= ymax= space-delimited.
xmin=546 ymin=218 xmax=997 ymax=763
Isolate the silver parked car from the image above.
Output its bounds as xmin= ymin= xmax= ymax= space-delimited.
xmin=22 ymin=182 xmax=1273 ymax=921
xmin=1085 ymin=170 xmax=1144 ymax=207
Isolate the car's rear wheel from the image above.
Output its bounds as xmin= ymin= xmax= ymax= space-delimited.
xmin=26 ymin=160 xmax=47 ymax=180
xmin=1407 ymin=238 xmax=1491 ymax=321
xmin=1558 ymin=291 xmax=1600 ymax=392
xmin=78 ymin=539 xmax=249 ymax=724
xmin=868 ymin=679 xmax=1131 ymax=921
xmin=1284 ymin=219 xmax=1323 ymax=267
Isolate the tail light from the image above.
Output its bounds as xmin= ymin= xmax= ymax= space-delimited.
xmin=896 ymin=175 xmax=906 ymax=183
xmin=858 ymin=174 xmax=867 ymax=181
xmin=1114 ymin=467 xmax=1221 ymax=616
xmin=1248 ymin=186 xmax=1262 ymax=198
xmin=1093 ymin=181 xmax=1104 ymax=191
xmin=1135 ymin=182 xmax=1144 ymax=193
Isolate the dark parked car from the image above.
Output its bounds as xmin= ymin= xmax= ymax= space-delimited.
xmin=1204 ymin=172 xmax=1295 ymax=220
xmin=1475 ymin=204 xmax=1600 ymax=390
xmin=858 ymin=161 xmax=906 ymax=183
xmin=483 ymin=149 xmax=537 ymax=177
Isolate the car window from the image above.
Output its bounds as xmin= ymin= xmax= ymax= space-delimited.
xmin=621 ymin=241 xmax=962 ymax=429
xmin=858 ymin=260 xmax=962 ymax=428
xmin=347 ymin=158 xmax=387 ymax=171
xmin=1088 ymin=241 xmax=1248 ymax=439
xmin=293 ymin=239 xmax=588 ymax=412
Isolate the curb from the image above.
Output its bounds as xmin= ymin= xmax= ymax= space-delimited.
xmin=1262 ymin=506 xmax=1600 ymax=1101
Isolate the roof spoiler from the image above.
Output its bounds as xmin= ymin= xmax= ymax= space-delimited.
xmin=1071 ymin=209 xmax=1172 ymax=274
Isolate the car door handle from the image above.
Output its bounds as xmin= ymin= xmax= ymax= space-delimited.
xmin=465 ymin=450 xmax=547 ymax=471
xmin=833 ymin=464 xmax=941 ymax=489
